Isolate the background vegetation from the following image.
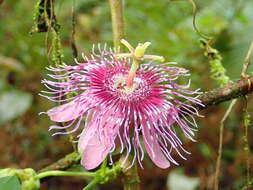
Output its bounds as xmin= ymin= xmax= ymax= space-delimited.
xmin=0 ymin=0 xmax=253 ymax=189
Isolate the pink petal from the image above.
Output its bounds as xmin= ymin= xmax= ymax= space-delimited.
xmin=81 ymin=131 xmax=112 ymax=170
xmin=47 ymin=101 xmax=82 ymax=122
xmin=78 ymin=110 xmax=97 ymax=154
xmin=47 ymin=93 xmax=89 ymax=122
xmin=78 ymin=109 xmax=121 ymax=170
xmin=142 ymin=122 xmax=171 ymax=169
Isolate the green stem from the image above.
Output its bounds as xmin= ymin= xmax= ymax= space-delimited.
xmin=241 ymin=41 xmax=253 ymax=77
xmin=119 ymin=154 xmax=140 ymax=190
xmin=82 ymin=179 xmax=99 ymax=190
xmin=122 ymin=162 xmax=140 ymax=190
xmin=105 ymin=163 xmax=122 ymax=176
xmin=36 ymin=170 xmax=95 ymax=179
xmin=243 ymin=99 xmax=251 ymax=186
xmin=83 ymin=163 xmax=122 ymax=190
xmin=109 ymin=0 xmax=125 ymax=49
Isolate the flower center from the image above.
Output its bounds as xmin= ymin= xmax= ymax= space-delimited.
xmin=109 ymin=73 xmax=150 ymax=101
xmin=113 ymin=74 xmax=138 ymax=94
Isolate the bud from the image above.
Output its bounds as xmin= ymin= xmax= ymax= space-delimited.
xmin=19 ymin=168 xmax=40 ymax=190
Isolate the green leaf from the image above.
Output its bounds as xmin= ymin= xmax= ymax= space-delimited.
xmin=0 ymin=90 xmax=32 ymax=124
xmin=0 ymin=176 xmax=21 ymax=190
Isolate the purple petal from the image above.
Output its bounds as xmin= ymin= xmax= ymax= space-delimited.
xmin=47 ymin=93 xmax=89 ymax=122
xmin=47 ymin=101 xmax=82 ymax=122
xmin=142 ymin=122 xmax=170 ymax=169
xmin=78 ymin=109 xmax=121 ymax=170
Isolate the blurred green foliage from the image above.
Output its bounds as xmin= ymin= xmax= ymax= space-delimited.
xmin=0 ymin=0 xmax=253 ymax=190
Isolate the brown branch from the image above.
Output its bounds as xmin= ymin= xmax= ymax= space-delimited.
xmin=193 ymin=75 xmax=253 ymax=110
xmin=39 ymin=152 xmax=81 ymax=172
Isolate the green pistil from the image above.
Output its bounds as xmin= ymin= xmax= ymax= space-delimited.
xmin=118 ymin=39 xmax=165 ymax=89
xmin=126 ymin=60 xmax=139 ymax=88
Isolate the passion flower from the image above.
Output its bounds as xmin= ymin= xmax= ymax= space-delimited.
xmin=40 ymin=40 xmax=203 ymax=170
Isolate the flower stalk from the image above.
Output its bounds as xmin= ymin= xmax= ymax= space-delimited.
xmin=109 ymin=0 xmax=125 ymax=49
xmin=119 ymin=154 xmax=140 ymax=190
xmin=36 ymin=170 xmax=96 ymax=179
xmin=36 ymin=163 xmax=122 ymax=190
